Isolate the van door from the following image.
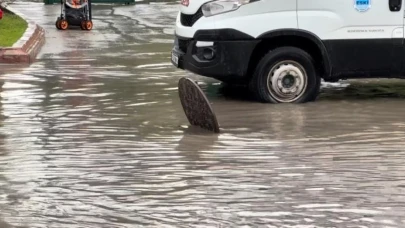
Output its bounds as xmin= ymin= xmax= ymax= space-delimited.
xmin=297 ymin=0 xmax=404 ymax=77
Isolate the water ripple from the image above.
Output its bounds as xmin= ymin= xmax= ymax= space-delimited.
xmin=1 ymin=1 xmax=405 ymax=228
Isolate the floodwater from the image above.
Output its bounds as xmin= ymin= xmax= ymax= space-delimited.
xmin=1 ymin=2 xmax=405 ymax=228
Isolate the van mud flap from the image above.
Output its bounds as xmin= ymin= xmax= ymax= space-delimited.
xmin=178 ymin=77 xmax=220 ymax=133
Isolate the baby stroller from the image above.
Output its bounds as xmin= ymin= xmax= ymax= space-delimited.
xmin=55 ymin=0 xmax=93 ymax=30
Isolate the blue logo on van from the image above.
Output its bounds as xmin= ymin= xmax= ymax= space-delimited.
xmin=354 ymin=0 xmax=371 ymax=12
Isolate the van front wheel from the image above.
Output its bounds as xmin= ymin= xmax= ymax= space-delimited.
xmin=249 ymin=46 xmax=321 ymax=103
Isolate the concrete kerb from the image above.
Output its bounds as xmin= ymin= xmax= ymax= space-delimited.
xmin=0 ymin=2 xmax=46 ymax=64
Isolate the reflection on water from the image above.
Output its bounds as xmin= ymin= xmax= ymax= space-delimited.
xmin=1 ymin=1 xmax=405 ymax=227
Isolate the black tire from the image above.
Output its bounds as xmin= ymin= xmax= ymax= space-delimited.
xmin=249 ymin=46 xmax=321 ymax=104
xmin=80 ymin=21 xmax=86 ymax=30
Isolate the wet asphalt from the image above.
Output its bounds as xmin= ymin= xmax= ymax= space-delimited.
xmin=2 ymin=1 xmax=405 ymax=227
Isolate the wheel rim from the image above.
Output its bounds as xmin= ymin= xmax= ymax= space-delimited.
xmin=61 ymin=20 xmax=68 ymax=29
xmin=86 ymin=22 xmax=92 ymax=30
xmin=266 ymin=60 xmax=308 ymax=103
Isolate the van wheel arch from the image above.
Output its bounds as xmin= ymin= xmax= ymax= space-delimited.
xmin=247 ymin=29 xmax=332 ymax=80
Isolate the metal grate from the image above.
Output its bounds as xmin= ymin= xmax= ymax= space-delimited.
xmin=180 ymin=8 xmax=203 ymax=27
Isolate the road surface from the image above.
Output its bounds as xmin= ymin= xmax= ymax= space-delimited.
xmin=1 ymin=1 xmax=405 ymax=227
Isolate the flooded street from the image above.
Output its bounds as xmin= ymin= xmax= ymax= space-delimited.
xmin=2 ymin=1 xmax=405 ymax=227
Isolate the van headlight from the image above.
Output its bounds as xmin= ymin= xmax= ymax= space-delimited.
xmin=202 ymin=0 xmax=251 ymax=17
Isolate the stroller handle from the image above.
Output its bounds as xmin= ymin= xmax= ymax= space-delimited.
xmin=65 ymin=0 xmax=88 ymax=9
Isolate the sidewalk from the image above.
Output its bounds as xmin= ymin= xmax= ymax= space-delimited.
xmin=0 ymin=2 xmax=45 ymax=64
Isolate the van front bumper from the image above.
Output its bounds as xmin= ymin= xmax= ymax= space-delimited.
xmin=171 ymin=30 xmax=259 ymax=82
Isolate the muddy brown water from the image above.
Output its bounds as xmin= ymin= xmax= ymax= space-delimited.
xmin=2 ymin=2 xmax=405 ymax=227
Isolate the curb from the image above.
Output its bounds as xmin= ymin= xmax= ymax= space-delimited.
xmin=0 ymin=2 xmax=46 ymax=64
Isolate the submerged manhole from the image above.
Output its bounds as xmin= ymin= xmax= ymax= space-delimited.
xmin=178 ymin=77 xmax=220 ymax=133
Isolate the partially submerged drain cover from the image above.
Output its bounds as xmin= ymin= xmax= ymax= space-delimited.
xmin=178 ymin=77 xmax=220 ymax=133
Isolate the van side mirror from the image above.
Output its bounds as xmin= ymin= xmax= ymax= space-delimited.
xmin=389 ymin=0 xmax=402 ymax=11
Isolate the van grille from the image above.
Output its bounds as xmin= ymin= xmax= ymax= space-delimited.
xmin=180 ymin=8 xmax=203 ymax=27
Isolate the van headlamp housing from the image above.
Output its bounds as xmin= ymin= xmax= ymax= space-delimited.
xmin=201 ymin=0 xmax=251 ymax=17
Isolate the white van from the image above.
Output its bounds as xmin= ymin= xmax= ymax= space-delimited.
xmin=171 ymin=0 xmax=405 ymax=103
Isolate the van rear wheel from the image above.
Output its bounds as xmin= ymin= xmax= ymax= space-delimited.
xmin=249 ymin=46 xmax=321 ymax=103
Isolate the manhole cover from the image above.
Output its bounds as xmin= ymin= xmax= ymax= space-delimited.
xmin=178 ymin=77 xmax=220 ymax=133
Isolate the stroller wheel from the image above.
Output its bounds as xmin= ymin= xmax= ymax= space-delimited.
xmin=85 ymin=20 xmax=93 ymax=30
xmin=56 ymin=17 xmax=62 ymax=30
xmin=60 ymin=19 xmax=69 ymax=30
xmin=81 ymin=21 xmax=86 ymax=30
